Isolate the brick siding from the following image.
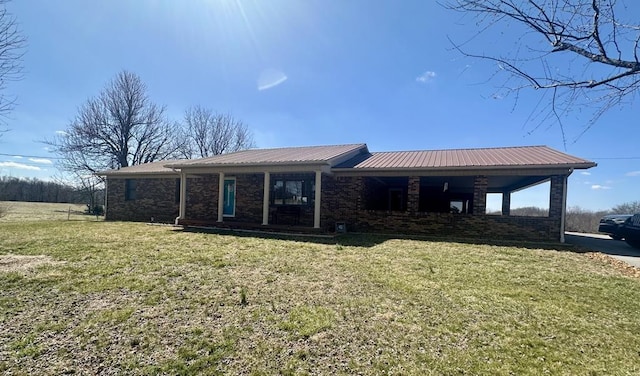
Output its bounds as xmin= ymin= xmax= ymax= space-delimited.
xmin=105 ymin=177 xmax=179 ymax=223
xmin=108 ymin=172 xmax=566 ymax=242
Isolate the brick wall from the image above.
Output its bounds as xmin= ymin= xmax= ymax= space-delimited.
xmin=234 ymin=174 xmax=263 ymax=223
xmin=106 ymin=177 xmax=179 ymax=223
xmin=108 ymin=173 xmax=565 ymax=242
xmin=187 ymin=175 xmax=219 ymax=221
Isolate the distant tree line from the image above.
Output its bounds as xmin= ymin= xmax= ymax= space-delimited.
xmin=490 ymin=202 xmax=640 ymax=233
xmin=0 ymin=176 xmax=102 ymax=204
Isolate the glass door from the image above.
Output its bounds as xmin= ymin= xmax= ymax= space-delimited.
xmin=223 ymin=178 xmax=236 ymax=217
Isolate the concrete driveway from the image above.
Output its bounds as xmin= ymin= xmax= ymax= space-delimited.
xmin=565 ymin=232 xmax=640 ymax=268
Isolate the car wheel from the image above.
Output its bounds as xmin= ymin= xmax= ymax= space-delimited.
xmin=610 ymin=235 xmax=623 ymax=240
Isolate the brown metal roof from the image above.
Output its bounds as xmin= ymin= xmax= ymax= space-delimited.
xmin=101 ymin=144 xmax=596 ymax=176
xmin=166 ymin=144 xmax=368 ymax=168
xmin=100 ymin=160 xmax=182 ymax=176
xmin=335 ymin=146 xmax=596 ymax=170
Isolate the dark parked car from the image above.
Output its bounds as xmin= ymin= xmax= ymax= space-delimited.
xmin=598 ymin=214 xmax=632 ymax=240
xmin=620 ymin=214 xmax=640 ymax=249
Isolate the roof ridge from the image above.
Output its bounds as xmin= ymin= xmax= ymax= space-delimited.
xmin=231 ymin=143 xmax=367 ymax=153
xmin=368 ymin=145 xmax=548 ymax=154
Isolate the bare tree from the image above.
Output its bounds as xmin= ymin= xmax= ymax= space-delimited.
xmin=612 ymin=200 xmax=640 ymax=213
xmin=179 ymin=105 xmax=255 ymax=158
xmin=0 ymin=0 xmax=26 ymax=137
xmin=48 ymin=70 xmax=180 ymax=178
xmin=445 ymin=0 xmax=640 ymax=142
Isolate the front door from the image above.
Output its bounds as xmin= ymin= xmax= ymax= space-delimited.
xmin=223 ymin=178 xmax=236 ymax=217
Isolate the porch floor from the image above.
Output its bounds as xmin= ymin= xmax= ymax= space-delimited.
xmin=177 ymin=219 xmax=333 ymax=237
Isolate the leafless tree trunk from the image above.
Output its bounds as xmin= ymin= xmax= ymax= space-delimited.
xmin=445 ymin=0 xmax=640 ymax=143
xmin=0 ymin=0 xmax=26 ymax=137
xmin=47 ymin=70 xmax=180 ymax=178
xmin=179 ymin=105 xmax=255 ymax=158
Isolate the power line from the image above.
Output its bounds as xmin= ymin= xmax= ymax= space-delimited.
xmin=587 ymin=157 xmax=640 ymax=160
xmin=0 ymin=152 xmax=61 ymax=159
xmin=0 ymin=160 xmax=52 ymax=168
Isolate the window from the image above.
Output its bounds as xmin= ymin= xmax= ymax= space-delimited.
xmin=272 ymin=179 xmax=312 ymax=205
xmin=450 ymin=200 xmax=469 ymax=214
xmin=125 ymin=179 xmax=137 ymax=201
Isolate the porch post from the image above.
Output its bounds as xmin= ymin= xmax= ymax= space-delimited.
xmin=407 ymin=176 xmax=420 ymax=213
xmin=560 ymin=175 xmax=568 ymax=243
xmin=177 ymin=172 xmax=187 ymax=224
xmin=217 ymin=172 xmax=225 ymax=222
xmin=314 ymin=170 xmax=322 ymax=229
xmin=501 ymin=191 xmax=511 ymax=216
xmin=262 ymin=172 xmax=270 ymax=225
xmin=549 ymin=175 xmax=568 ymax=243
xmin=472 ymin=175 xmax=488 ymax=215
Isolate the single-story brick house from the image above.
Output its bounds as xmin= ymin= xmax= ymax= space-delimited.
xmin=101 ymin=143 xmax=596 ymax=242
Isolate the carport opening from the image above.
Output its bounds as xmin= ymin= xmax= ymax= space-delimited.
xmin=486 ymin=193 xmax=503 ymax=215
xmin=511 ymin=181 xmax=550 ymax=217
xmin=419 ymin=176 xmax=474 ymax=214
xmin=364 ymin=177 xmax=408 ymax=211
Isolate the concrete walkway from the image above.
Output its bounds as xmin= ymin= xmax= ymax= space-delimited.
xmin=565 ymin=232 xmax=640 ymax=268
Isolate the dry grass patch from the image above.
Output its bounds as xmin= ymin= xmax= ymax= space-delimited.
xmin=0 ymin=201 xmax=98 ymax=222
xmin=1 ymin=221 xmax=639 ymax=375
xmin=0 ymin=254 xmax=63 ymax=272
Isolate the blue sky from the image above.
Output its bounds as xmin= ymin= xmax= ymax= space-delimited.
xmin=0 ymin=0 xmax=638 ymax=211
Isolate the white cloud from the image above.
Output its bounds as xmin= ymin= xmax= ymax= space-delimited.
xmin=0 ymin=161 xmax=42 ymax=171
xmin=29 ymin=158 xmax=53 ymax=165
xmin=580 ymin=171 xmax=591 ymax=176
xmin=13 ymin=155 xmax=22 ymax=159
xmin=416 ymin=71 xmax=437 ymax=83
xmin=55 ymin=130 xmax=68 ymax=135
xmin=626 ymin=171 xmax=640 ymax=177
xmin=257 ymin=69 xmax=288 ymax=91
xmin=591 ymin=184 xmax=611 ymax=190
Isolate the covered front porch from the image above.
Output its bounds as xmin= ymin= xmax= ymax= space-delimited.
xmin=320 ymin=171 xmax=570 ymax=241
xmin=174 ymin=168 xmax=329 ymax=230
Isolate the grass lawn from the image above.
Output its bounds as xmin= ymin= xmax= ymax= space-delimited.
xmin=1 ymin=220 xmax=639 ymax=375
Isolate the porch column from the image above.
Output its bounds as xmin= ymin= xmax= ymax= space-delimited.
xmin=549 ymin=175 xmax=568 ymax=243
xmin=314 ymin=170 xmax=322 ymax=229
xmin=407 ymin=176 xmax=420 ymax=213
xmin=177 ymin=172 xmax=187 ymax=224
xmin=262 ymin=172 xmax=270 ymax=225
xmin=472 ymin=175 xmax=488 ymax=215
xmin=217 ymin=172 xmax=225 ymax=222
xmin=501 ymin=191 xmax=511 ymax=216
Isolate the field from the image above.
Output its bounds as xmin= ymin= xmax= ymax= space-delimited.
xmin=0 ymin=201 xmax=99 ymax=222
xmin=1 ymin=203 xmax=639 ymax=375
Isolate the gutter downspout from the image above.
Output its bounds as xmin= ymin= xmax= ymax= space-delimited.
xmin=175 ymin=170 xmax=187 ymax=225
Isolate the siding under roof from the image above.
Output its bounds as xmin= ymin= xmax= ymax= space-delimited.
xmin=334 ymin=146 xmax=595 ymax=170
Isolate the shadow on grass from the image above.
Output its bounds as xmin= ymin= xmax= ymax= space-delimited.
xmin=178 ymin=225 xmax=576 ymax=252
